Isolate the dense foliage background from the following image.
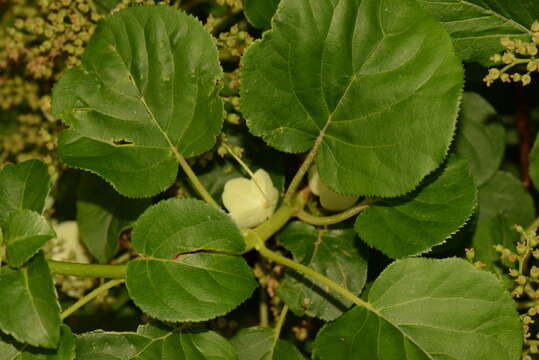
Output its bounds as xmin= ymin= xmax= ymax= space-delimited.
xmin=2 ymin=0 xmax=539 ymax=359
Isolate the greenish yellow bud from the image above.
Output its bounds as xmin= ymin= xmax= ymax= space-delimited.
xmin=517 ymin=275 xmax=527 ymax=285
xmin=517 ymin=242 xmax=528 ymax=254
xmin=527 ymin=60 xmax=538 ymax=72
xmin=465 ymin=248 xmax=475 ymax=261
xmin=502 ymin=52 xmax=515 ymax=64
xmin=511 ymin=73 xmax=522 ymax=82
xmin=531 ymin=266 xmax=539 ymax=279
xmin=509 ymin=268 xmax=520 ymax=277
xmin=501 ymin=36 xmax=515 ymax=49
xmin=532 ymin=20 xmax=539 ymax=32
xmin=522 ymin=73 xmax=532 ymax=85
xmin=512 ymin=285 xmax=524 ymax=297
xmin=528 ymin=43 xmax=538 ymax=56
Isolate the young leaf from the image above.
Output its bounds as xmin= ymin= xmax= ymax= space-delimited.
xmin=0 ymin=253 xmax=61 ymax=348
xmin=244 ymin=0 xmax=280 ymax=30
xmin=478 ymin=170 xmax=535 ymax=226
xmin=417 ymin=0 xmax=538 ymax=63
xmin=314 ymin=258 xmax=521 ymax=360
xmin=454 ymin=92 xmax=505 ymax=186
xmin=231 ymin=327 xmax=304 ymax=360
xmin=0 ymin=160 xmax=50 ymax=225
xmin=126 ymin=198 xmax=257 ymax=322
xmin=76 ymin=327 xmax=237 ymax=359
xmin=277 ymin=222 xmax=368 ymax=321
xmin=355 ymin=155 xmax=476 ymax=258
xmin=52 ymin=5 xmax=223 ymax=198
xmin=241 ymin=0 xmax=463 ymax=197
xmin=76 ymin=173 xmax=150 ymax=263
xmin=4 ymin=210 xmax=56 ymax=267
xmin=0 ymin=324 xmax=75 ymax=360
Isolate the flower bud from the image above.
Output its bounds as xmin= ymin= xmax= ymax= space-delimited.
xmin=222 ymin=169 xmax=279 ymax=228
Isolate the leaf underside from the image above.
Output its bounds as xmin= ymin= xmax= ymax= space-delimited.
xmin=417 ymin=0 xmax=537 ymax=63
xmin=277 ymin=222 xmax=368 ymax=321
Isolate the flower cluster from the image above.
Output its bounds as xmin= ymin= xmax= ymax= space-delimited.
xmin=492 ymin=225 xmax=539 ymax=359
xmin=484 ymin=21 xmax=539 ymax=87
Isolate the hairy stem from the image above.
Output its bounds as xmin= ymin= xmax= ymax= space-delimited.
xmin=256 ymin=242 xmax=375 ymax=313
xmin=272 ymin=305 xmax=288 ymax=349
xmin=48 ymin=260 xmax=127 ymax=278
xmin=243 ymin=190 xmax=307 ymax=252
xmin=259 ymin=287 xmax=269 ymax=327
xmin=283 ymin=129 xmax=328 ymax=205
xmin=175 ymin=151 xmax=220 ymax=208
xmin=297 ymin=198 xmax=376 ymax=226
xmin=61 ymin=279 xmax=125 ymax=320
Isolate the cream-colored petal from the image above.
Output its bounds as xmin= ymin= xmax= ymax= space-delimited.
xmin=222 ymin=169 xmax=279 ymax=228
xmin=319 ymin=180 xmax=359 ymax=211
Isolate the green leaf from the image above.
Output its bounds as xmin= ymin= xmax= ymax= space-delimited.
xmin=231 ymin=327 xmax=304 ymax=360
xmin=417 ymin=0 xmax=537 ymax=62
xmin=277 ymin=222 xmax=368 ymax=321
xmin=4 ymin=210 xmax=56 ymax=267
xmin=478 ymin=170 xmax=535 ymax=226
xmin=244 ymin=0 xmax=280 ymax=30
xmin=134 ymin=327 xmax=237 ymax=359
xmin=0 ymin=253 xmax=61 ymax=348
xmin=355 ymin=155 xmax=477 ymax=258
xmin=52 ymin=5 xmax=223 ymax=198
xmin=75 ymin=332 xmax=150 ymax=359
xmin=529 ymin=133 xmax=539 ymax=189
xmin=77 ymin=173 xmax=150 ymax=263
xmin=126 ymin=198 xmax=257 ymax=322
xmin=472 ymin=214 xmax=518 ymax=281
xmin=241 ymin=0 xmax=463 ymax=197
xmin=76 ymin=327 xmax=237 ymax=359
xmin=0 ymin=160 xmax=50 ymax=225
xmin=0 ymin=325 xmax=75 ymax=360
xmin=314 ymin=258 xmax=521 ymax=360
xmin=454 ymin=92 xmax=505 ymax=186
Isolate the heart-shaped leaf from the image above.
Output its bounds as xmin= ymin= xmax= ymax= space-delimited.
xmin=4 ymin=210 xmax=56 ymax=267
xmin=126 ymin=198 xmax=257 ymax=322
xmin=0 ymin=160 xmax=50 ymax=225
xmin=454 ymin=92 xmax=505 ymax=186
xmin=0 ymin=252 xmax=61 ymax=348
xmin=231 ymin=327 xmax=304 ymax=360
xmin=355 ymin=155 xmax=476 ymax=258
xmin=417 ymin=0 xmax=538 ymax=62
xmin=52 ymin=5 xmax=223 ymax=197
xmin=241 ymin=0 xmax=463 ymax=197
xmin=314 ymin=258 xmax=521 ymax=359
xmin=277 ymin=222 xmax=368 ymax=321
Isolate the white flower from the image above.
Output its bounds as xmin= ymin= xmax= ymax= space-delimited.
xmin=222 ymin=169 xmax=279 ymax=228
xmin=308 ymin=166 xmax=358 ymax=211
